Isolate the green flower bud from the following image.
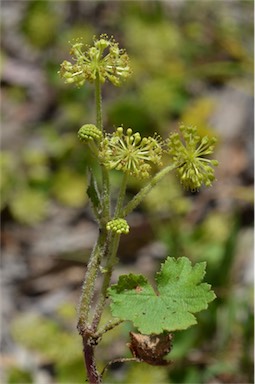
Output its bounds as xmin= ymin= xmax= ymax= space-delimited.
xmin=106 ymin=218 xmax=130 ymax=234
xmin=95 ymin=38 xmax=110 ymax=51
xmin=78 ymin=124 xmax=103 ymax=142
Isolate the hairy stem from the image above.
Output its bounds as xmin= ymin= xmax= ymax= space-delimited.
xmin=82 ymin=334 xmax=102 ymax=384
xmin=94 ymin=319 xmax=123 ymax=340
xmin=92 ymin=174 xmax=128 ymax=329
xmin=77 ymin=229 xmax=107 ymax=334
xmin=92 ymin=232 xmax=121 ymax=330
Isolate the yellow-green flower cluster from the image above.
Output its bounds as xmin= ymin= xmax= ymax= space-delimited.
xmin=106 ymin=218 xmax=130 ymax=234
xmin=167 ymin=125 xmax=218 ymax=191
xmin=59 ymin=34 xmax=131 ymax=87
xmin=99 ymin=127 xmax=163 ymax=179
xmin=78 ymin=124 xmax=103 ymax=142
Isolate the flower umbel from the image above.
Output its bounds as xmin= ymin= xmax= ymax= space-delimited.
xmin=167 ymin=125 xmax=218 ymax=191
xmin=59 ymin=34 xmax=132 ymax=87
xmin=99 ymin=127 xmax=163 ymax=179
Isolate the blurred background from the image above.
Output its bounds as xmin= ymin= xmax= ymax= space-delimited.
xmin=1 ymin=1 xmax=254 ymax=383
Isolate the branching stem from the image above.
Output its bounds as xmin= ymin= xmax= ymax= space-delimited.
xmin=122 ymin=163 xmax=177 ymax=217
xmin=94 ymin=319 xmax=123 ymax=340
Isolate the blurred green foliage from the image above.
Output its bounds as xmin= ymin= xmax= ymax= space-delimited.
xmin=2 ymin=0 xmax=253 ymax=383
xmin=7 ymin=368 xmax=33 ymax=384
xmin=22 ymin=1 xmax=61 ymax=48
xmin=9 ymin=305 xmax=85 ymax=383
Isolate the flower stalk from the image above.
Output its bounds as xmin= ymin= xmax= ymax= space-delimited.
xmin=95 ymin=72 xmax=103 ymax=132
xmin=122 ymin=163 xmax=177 ymax=217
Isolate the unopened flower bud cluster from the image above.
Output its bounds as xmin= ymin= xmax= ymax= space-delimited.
xmin=106 ymin=218 xmax=130 ymax=234
xmin=78 ymin=124 xmax=103 ymax=142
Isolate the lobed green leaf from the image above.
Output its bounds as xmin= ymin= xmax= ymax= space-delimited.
xmin=108 ymin=257 xmax=216 ymax=334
